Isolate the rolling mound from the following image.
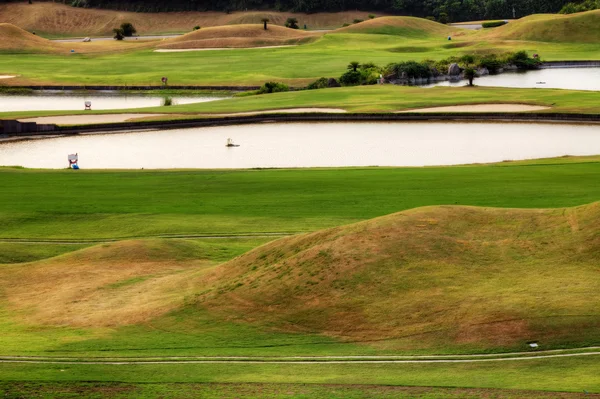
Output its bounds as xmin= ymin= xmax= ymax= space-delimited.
xmin=0 ymin=239 xmax=214 ymax=327
xmin=198 ymin=203 xmax=600 ymax=350
xmin=157 ymin=24 xmax=320 ymax=49
xmin=334 ymin=16 xmax=458 ymax=38
xmin=480 ymin=10 xmax=600 ymax=43
xmin=0 ymin=23 xmax=57 ymax=52
xmin=0 ymin=2 xmax=382 ymax=36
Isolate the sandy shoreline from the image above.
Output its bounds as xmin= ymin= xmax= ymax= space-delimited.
xmin=397 ymin=104 xmax=551 ymax=113
xmin=19 ymin=114 xmax=165 ymax=125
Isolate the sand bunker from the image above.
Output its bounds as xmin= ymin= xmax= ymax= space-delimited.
xmin=214 ymin=108 xmax=347 ymax=116
xmin=19 ymin=114 xmax=165 ymax=125
xmin=0 ymin=75 xmax=15 ymax=79
xmin=155 ymin=45 xmax=295 ymax=52
xmin=397 ymin=104 xmax=550 ymax=113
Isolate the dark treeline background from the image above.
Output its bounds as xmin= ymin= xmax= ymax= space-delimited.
xmin=2 ymin=0 xmax=579 ymax=20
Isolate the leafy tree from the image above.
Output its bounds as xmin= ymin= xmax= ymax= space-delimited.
xmin=261 ymin=18 xmax=269 ymax=30
xmin=460 ymin=54 xmax=475 ymax=67
xmin=307 ymin=77 xmax=329 ymax=90
xmin=464 ymin=67 xmax=476 ymax=86
xmin=347 ymin=61 xmax=361 ymax=72
xmin=113 ymin=28 xmax=124 ymax=40
xmin=285 ymin=17 xmax=299 ymax=29
xmin=120 ymin=22 xmax=137 ymax=37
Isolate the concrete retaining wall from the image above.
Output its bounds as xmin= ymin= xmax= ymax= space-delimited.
xmin=540 ymin=61 xmax=600 ymax=68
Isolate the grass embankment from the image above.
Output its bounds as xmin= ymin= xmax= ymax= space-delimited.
xmin=0 ymin=2 xmax=382 ymax=37
xmin=3 ymin=86 xmax=600 ymax=121
xmin=156 ymin=25 xmax=320 ymax=50
xmin=1 ymin=11 xmax=600 ymax=85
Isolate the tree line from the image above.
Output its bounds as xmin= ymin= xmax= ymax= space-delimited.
xmin=9 ymin=0 xmax=585 ymax=21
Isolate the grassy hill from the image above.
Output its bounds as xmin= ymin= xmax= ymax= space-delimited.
xmin=157 ymin=24 xmax=320 ymax=50
xmin=482 ymin=9 xmax=600 ymax=43
xmin=1 ymin=203 xmax=598 ymax=355
xmin=0 ymin=2 xmax=381 ymax=37
xmin=335 ymin=16 xmax=457 ymax=38
xmin=197 ymin=203 xmax=600 ymax=351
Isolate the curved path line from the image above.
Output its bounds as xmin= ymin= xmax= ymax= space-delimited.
xmin=1 ymin=349 xmax=598 ymax=365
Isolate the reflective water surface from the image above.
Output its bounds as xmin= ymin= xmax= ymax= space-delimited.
xmin=1 ymin=122 xmax=599 ymax=169
xmin=428 ymin=67 xmax=600 ymax=91
xmin=0 ymin=92 xmax=227 ymax=112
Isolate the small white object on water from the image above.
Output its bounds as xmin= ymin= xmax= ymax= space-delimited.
xmin=84 ymin=101 xmax=92 ymax=110
xmin=529 ymin=343 xmax=539 ymax=348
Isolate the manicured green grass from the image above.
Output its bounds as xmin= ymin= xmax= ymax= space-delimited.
xmin=0 ymin=356 xmax=598 ymax=392
xmin=0 ymin=242 xmax=90 ymax=264
xmin=1 ymin=31 xmax=600 ymax=86
xmin=0 ymin=382 xmax=596 ymax=399
xmin=3 ymin=86 xmax=600 ymax=121
xmin=2 ymin=159 xmax=600 ymax=240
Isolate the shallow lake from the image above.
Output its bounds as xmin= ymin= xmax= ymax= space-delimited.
xmin=1 ymin=122 xmax=599 ymax=169
xmin=429 ymin=67 xmax=600 ymax=91
xmin=0 ymin=92 xmax=227 ymax=112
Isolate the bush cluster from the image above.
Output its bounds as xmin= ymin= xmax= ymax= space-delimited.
xmin=559 ymin=0 xmax=600 ymax=13
xmin=258 ymin=82 xmax=290 ymax=94
xmin=482 ymin=20 xmax=507 ymax=28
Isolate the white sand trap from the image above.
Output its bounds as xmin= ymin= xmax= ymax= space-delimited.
xmin=0 ymin=75 xmax=16 ymax=79
xmin=19 ymin=114 xmax=165 ymax=125
xmin=155 ymin=45 xmax=296 ymax=52
xmin=215 ymin=108 xmax=347 ymax=116
xmin=396 ymin=104 xmax=550 ymax=113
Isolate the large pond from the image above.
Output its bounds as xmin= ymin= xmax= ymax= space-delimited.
xmin=0 ymin=91 xmax=227 ymax=112
xmin=429 ymin=67 xmax=600 ymax=91
xmin=1 ymin=123 xmax=599 ymax=169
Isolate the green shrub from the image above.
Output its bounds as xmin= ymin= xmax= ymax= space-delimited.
xmin=482 ymin=20 xmax=507 ymax=28
xmin=307 ymin=77 xmax=329 ymax=90
xmin=193 ymin=25 xmax=201 ymax=31
xmin=368 ymin=14 xmax=376 ymax=19
xmin=478 ymin=54 xmax=503 ymax=73
xmin=162 ymin=96 xmax=173 ymax=106
xmin=385 ymin=61 xmax=431 ymax=79
xmin=508 ymin=51 xmax=541 ymax=70
xmin=339 ymin=70 xmax=362 ymax=86
xmin=258 ymin=82 xmax=289 ymax=94
xmin=353 ymin=19 xmax=364 ymax=24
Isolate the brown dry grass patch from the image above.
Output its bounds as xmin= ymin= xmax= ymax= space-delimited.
xmin=157 ymin=24 xmax=320 ymax=49
xmin=196 ymin=203 xmax=600 ymax=349
xmin=0 ymin=2 xmax=385 ymax=36
xmin=0 ymin=240 xmax=215 ymax=327
xmin=0 ymin=23 xmax=153 ymax=54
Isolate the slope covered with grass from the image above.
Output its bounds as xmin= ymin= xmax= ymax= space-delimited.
xmin=334 ymin=16 xmax=459 ymax=38
xmin=157 ymin=24 xmax=319 ymax=49
xmin=482 ymin=10 xmax=600 ymax=43
xmin=198 ymin=203 xmax=600 ymax=351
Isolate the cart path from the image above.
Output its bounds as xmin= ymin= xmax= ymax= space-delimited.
xmin=1 ymin=347 xmax=598 ymax=365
